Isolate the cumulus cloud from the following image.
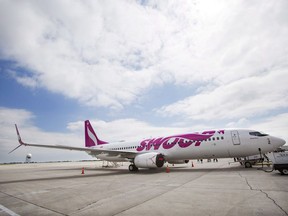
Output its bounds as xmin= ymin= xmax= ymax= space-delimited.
xmin=67 ymin=118 xmax=190 ymax=142
xmin=0 ymin=0 xmax=287 ymax=134
xmin=2 ymin=1 xmax=286 ymax=110
xmin=158 ymin=68 xmax=288 ymax=120
xmin=0 ymin=0 xmax=175 ymax=109
xmin=0 ymin=107 xmax=34 ymax=127
xmin=249 ymin=113 xmax=288 ymax=141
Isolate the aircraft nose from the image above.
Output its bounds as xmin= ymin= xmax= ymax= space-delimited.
xmin=280 ymin=138 xmax=286 ymax=146
xmin=273 ymin=137 xmax=286 ymax=148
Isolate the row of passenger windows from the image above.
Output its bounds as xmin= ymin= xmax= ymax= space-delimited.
xmin=111 ymin=146 xmax=138 ymax=151
xmin=205 ymin=136 xmax=224 ymax=141
xmin=110 ymin=136 xmax=225 ymax=151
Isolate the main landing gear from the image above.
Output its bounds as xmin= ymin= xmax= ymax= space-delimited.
xmin=129 ymin=164 xmax=138 ymax=172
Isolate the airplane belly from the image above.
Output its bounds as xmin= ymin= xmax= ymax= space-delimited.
xmin=98 ymin=155 xmax=129 ymax=162
xmin=89 ymin=152 xmax=129 ymax=162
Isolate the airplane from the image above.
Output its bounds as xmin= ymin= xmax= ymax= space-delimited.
xmin=11 ymin=120 xmax=286 ymax=171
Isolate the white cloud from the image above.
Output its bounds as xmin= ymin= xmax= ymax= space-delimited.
xmin=0 ymin=107 xmax=34 ymax=126
xmin=249 ymin=113 xmax=288 ymax=141
xmin=67 ymin=118 xmax=189 ymax=142
xmin=157 ymin=68 xmax=288 ymax=121
xmin=8 ymin=70 xmax=38 ymax=88
xmin=2 ymin=1 xmax=286 ymax=110
xmin=0 ymin=0 xmax=168 ymax=109
xmin=0 ymin=0 xmax=287 ymax=137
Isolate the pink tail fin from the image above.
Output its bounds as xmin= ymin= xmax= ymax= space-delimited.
xmin=85 ymin=120 xmax=108 ymax=147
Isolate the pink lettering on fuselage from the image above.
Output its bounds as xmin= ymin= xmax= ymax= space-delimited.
xmin=217 ymin=130 xmax=225 ymax=134
xmin=163 ymin=138 xmax=178 ymax=149
xmin=136 ymin=130 xmax=224 ymax=152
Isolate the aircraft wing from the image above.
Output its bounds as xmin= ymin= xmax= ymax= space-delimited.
xmin=10 ymin=124 xmax=138 ymax=159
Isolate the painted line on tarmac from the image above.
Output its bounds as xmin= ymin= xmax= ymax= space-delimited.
xmin=0 ymin=204 xmax=20 ymax=216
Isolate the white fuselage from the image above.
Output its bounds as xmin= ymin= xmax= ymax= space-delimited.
xmin=89 ymin=129 xmax=285 ymax=162
xmin=14 ymin=122 xmax=286 ymax=171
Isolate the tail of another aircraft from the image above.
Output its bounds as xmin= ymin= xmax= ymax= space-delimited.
xmin=85 ymin=120 xmax=108 ymax=147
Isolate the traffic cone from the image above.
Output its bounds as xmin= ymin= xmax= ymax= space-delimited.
xmin=166 ymin=165 xmax=170 ymax=173
xmin=192 ymin=161 xmax=194 ymax=167
xmin=81 ymin=167 xmax=85 ymax=174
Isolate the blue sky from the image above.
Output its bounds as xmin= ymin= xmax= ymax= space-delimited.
xmin=0 ymin=0 xmax=287 ymax=163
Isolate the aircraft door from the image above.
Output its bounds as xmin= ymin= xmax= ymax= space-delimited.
xmin=231 ymin=131 xmax=240 ymax=145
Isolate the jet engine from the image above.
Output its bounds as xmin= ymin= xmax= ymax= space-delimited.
xmin=134 ymin=152 xmax=165 ymax=168
xmin=167 ymin=160 xmax=189 ymax=164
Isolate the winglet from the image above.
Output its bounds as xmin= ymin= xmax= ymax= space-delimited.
xmin=15 ymin=124 xmax=24 ymax=144
xmin=9 ymin=124 xmax=25 ymax=154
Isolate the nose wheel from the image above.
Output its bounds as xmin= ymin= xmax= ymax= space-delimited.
xmin=129 ymin=164 xmax=138 ymax=172
xmin=244 ymin=161 xmax=252 ymax=168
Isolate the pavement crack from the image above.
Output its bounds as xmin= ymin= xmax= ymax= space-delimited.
xmin=238 ymin=173 xmax=288 ymax=216
xmin=75 ymin=199 xmax=102 ymax=212
xmin=239 ymin=173 xmax=253 ymax=190
xmin=259 ymin=189 xmax=288 ymax=216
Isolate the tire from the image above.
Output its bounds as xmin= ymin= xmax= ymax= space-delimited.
xmin=129 ymin=164 xmax=138 ymax=172
xmin=129 ymin=164 xmax=134 ymax=172
xmin=245 ymin=161 xmax=252 ymax=168
xmin=280 ymin=168 xmax=288 ymax=175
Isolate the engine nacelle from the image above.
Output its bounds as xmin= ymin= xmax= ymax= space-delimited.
xmin=167 ymin=160 xmax=189 ymax=164
xmin=134 ymin=152 xmax=165 ymax=168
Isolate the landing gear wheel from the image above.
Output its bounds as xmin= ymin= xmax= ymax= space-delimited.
xmin=129 ymin=164 xmax=138 ymax=172
xmin=280 ymin=168 xmax=288 ymax=175
xmin=245 ymin=161 xmax=252 ymax=168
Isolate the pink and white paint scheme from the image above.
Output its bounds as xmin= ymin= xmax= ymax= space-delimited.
xmin=13 ymin=120 xmax=285 ymax=171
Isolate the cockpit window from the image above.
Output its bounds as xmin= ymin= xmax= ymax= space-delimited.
xmin=249 ymin=131 xmax=269 ymax=137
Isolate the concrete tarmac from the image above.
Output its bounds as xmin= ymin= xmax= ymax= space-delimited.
xmin=0 ymin=159 xmax=287 ymax=216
